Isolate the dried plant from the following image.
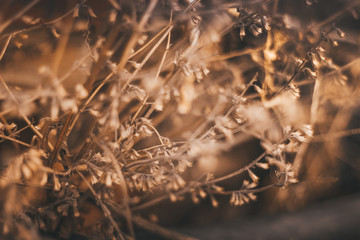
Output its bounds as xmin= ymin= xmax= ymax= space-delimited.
xmin=0 ymin=0 xmax=360 ymax=239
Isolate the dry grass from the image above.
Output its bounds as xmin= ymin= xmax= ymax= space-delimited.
xmin=0 ymin=0 xmax=360 ymax=239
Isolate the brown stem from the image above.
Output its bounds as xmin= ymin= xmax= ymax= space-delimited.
xmin=50 ymin=113 xmax=73 ymax=167
xmin=0 ymin=0 xmax=40 ymax=34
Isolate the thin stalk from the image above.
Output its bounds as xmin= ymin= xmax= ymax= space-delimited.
xmin=0 ymin=134 xmax=32 ymax=148
xmin=120 ymin=25 xmax=173 ymax=92
xmin=0 ymin=34 xmax=12 ymax=61
xmin=0 ymin=0 xmax=40 ymax=34
xmin=117 ymin=0 xmax=159 ymax=70
xmin=50 ymin=113 xmax=73 ymax=167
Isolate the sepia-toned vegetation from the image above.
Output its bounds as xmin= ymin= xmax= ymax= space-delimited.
xmin=0 ymin=0 xmax=360 ymax=239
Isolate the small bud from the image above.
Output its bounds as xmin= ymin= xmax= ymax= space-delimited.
xmin=247 ymin=169 xmax=259 ymax=182
xmin=199 ymin=189 xmax=207 ymax=198
xmin=262 ymin=16 xmax=271 ymax=31
xmin=169 ymin=193 xmax=177 ymax=202
xmin=49 ymin=25 xmax=60 ymax=38
xmin=53 ymin=175 xmax=61 ymax=191
xmin=73 ymin=5 xmax=79 ymax=18
xmin=211 ymin=196 xmax=219 ymax=208
xmin=86 ymin=7 xmax=97 ymax=18
xmin=239 ymin=23 xmax=246 ymax=40
xmin=256 ymin=162 xmax=270 ymax=169
xmin=330 ymin=39 xmax=338 ymax=47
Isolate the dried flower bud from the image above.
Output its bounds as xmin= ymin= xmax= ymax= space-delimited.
xmin=53 ymin=174 xmax=61 ymax=191
xmin=239 ymin=23 xmax=246 ymax=40
xmin=22 ymin=163 xmax=32 ymax=179
xmin=73 ymin=5 xmax=79 ymax=18
xmin=210 ymin=195 xmax=219 ymax=207
xmin=334 ymin=27 xmax=345 ymax=38
xmin=304 ymin=68 xmax=317 ymax=79
xmin=109 ymin=9 xmax=117 ymax=23
xmin=199 ymin=189 xmax=207 ymax=199
xmin=256 ymin=162 xmax=270 ymax=169
xmin=249 ymin=24 xmax=262 ymax=37
xmin=310 ymin=52 xmax=320 ymax=68
xmin=247 ymin=168 xmax=259 ymax=182
xmin=191 ymin=191 xmax=200 ymax=204
xmin=40 ymin=172 xmax=48 ymax=186
xmin=49 ymin=25 xmax=60 ymax=38
xmin=329 ymin=39 xmax=338 ymax=47
xmin=169 ymin=193 xmax=177 ymax=202
xmin=86 ymin=7 xmax=97 ymax=18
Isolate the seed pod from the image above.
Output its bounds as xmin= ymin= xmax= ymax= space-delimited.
xmin=239 ymin=23 xmax=246 ymax=40
xmin=304 ymin=68 xmax=317 ymax=79
xmin=256 ymin=162 xmax=270 ymax=169
xmin=86 ymin=6 xmax=97 ymax=18
xmin=169 ymin=193 xmax=177 ymax=202
xmin=211 ymin=195 xmax=219 ymax=207
xmin=73 ymin=4 xmax=79 ymax=18
xmin=53 ymin=174 xmax=61 ymax=191
xmin=334 ymin=27 xmax=345 ymax=38
xmin=191 ymin=191 xmax=200 ymax=204
xmin=199 ymin=189 xmax=207 ymax=198
xmin=310 ymin=52 xmax=320 ymax=68
xmin=247 ymin=168 xmax=259 ymax=182
xmin=329 ymin=39 xmax=338 ymax=47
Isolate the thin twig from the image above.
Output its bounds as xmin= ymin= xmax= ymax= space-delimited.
xmin=0 ymin=34 xmax=12 ymax=61
xmin=117 ymin=0 xmax=159 ymax=71
xmin=0 ymin=0 xmax=40 ymax=34
xmin=0 ymin=1 xmax=85 ymax=41
xmin=0 ymin=134 xmax=32 ymax=148
xmin=120 ymin=25 xmax=173 ymax=92
xmin=214 ymin=183 xmax=276 ymax=195
xmin=130 ymin=11 xmax=173 ymax=123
